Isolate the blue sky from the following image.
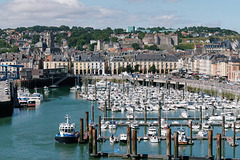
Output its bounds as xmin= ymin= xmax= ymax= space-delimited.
xmin=0 ymin=0 xmax=239 ymax=32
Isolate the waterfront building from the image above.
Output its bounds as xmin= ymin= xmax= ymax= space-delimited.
xmin=228 ymin=58 xmax=240 ymax=82
xmin=110 ymin=54 xmax=178 ymax=75
xmin=73 ymin=54 xmax=106 ymax=75
xmin=43 ymin=55 xmax=69 ymax=70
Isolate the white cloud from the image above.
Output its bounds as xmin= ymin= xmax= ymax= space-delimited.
xmin=0 ymin=0 xmax=123 ymax=28
xmin=146 ymin=14 xmax=193 ymax=28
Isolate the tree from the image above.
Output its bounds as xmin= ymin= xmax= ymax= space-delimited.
xmin=149 ymin=64 xmax=156 ymax=74
xmin=118 ymin=66 xmax=125 ymax=74
xmin=32 ymin=35 xmax=40 ymax=44
xmin=126 ymin=65 xmax=133 ymax=73
xmin=149 ymin=44 xmax=159 ymax=51
xmin=134 ymin=64 xmax=139 ymax=72
xmin=132 ymin=43 xmax=140 ymax=50
xmin=10 ymin=46 xmax=20 ymax=53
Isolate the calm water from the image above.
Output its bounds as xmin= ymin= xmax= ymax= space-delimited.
xmin=0 ymin=87 xmax=239 ymax=159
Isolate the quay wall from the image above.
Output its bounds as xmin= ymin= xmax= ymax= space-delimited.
xmin=15 ymin=76 xmax=76 ymax=89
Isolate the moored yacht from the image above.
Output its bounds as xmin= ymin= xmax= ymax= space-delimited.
xmin=55 ymin=115 xmax=79 ymax=143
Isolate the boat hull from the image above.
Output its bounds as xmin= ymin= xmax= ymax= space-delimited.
xmin=55 ymin=133 xmax=79 ymax=143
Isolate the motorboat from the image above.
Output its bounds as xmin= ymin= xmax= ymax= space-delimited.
xmin=110 ymin=135 xmax=119 ymax=144
xmin=202 ymin=122 xmax=210 ymax=129
xmin=178 ymin=129 xmax=188 ymax=145
xmin=70 ymin=85 xmax=81 ymax=92
xmin=197 ymin=130 xmax=207 ymax=137
xmin=147 ymin=126 xmax=157 ymax=136
xmin=131 ymin=123 xmax=139 ymax=129
xmin=180 ymin=110 xmax=188 ymax=118
xmin=101 ymin=124 xmax=108 ymax=129
xmin=55 ymin=115 xmax=79 ymax=143
xmin=119 ymin=134 xmax=127 ymax=143
xmin=109 ymin=121 xmax=117 ymax=129
xmin=150 ymin=136 xmax=159 ymax=143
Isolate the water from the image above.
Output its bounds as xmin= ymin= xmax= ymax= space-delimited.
xmin=0 ymin=87 xmax=239 ymax=159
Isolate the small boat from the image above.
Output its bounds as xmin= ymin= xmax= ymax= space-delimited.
xmin=202 ymin=122 xmax=210 ymax=129
xmin=55 ymin=115 xmax=79 ymax=143
xmin=150 ymin=136 xmax=159 ymax=143
xmin=147 ymin=126 xmax=157 ymax=136
xmin=197 ymin=130 xmax=207 ymax=137
xmin=43 ymin=86 xmax=48 ymax=90
xmin=101 ymin=124 xmax=108 ymax=129
xmin=110 ymin=135 xmax=119 ymax=144
xmin=226 ymin=137 xmax=239 ymax=147
xmin=131 ymin=123 xmax=139 ymax=129
xmin=171 ymin=121 xmax=180 ymax=124
xmin=49 ymin=84 xmax=58 ymax=88
xmin=178 ymin=129 xmax=188 ymax=145
xmin=109 ymin=121 xmax=117 ymax=129
xmin=70 ymin=85 xmax=81 ymax=92
xmin=180 ymin=110 xmax=189 ymax=118
xmin=119 ymin=134 xmax=127 ymax=143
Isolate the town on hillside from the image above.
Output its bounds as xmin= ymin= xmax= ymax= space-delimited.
xmin=0 ymin=25 xmax=240 ymax=83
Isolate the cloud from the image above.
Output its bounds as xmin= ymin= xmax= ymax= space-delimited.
xmin=0 ymin=0 xmax=123 ymax=28
xmin=146 ymin=14 xmax=193 ymax=28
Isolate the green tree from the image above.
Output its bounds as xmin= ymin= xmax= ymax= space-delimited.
xmin=134 ymin=64 xmax=140 ymax=72
xmin=149 ymin=64 xmax=156 ymax=73
xmin=126 ymin=65 xmax=133 ymax=73
xmin=118 ymin=66 xmax=125 ymax=74
xmin=175 ymin=43 xmax=194 ymax=50
xmin=132 ymin=43 xmax=140 ymax=50
xmin=10 ymin=46 xmax=20 ymax=53
xmin=32 ymin=35 xmax=40 ymax=44
xmin=110 ymin=37 xmax=118 ymax=42
xmin=149 ymin=44 xmax=159 ymax=51
xmin=144 ymin=45 xmax=149 ymax=50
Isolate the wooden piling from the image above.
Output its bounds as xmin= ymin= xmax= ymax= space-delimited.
xmin=166 ymin=128 xmax=171 ymax=157
xmin=144 ymin=105 xmax=147 ymax=123
xmin=89 ymin=126 xmax=93 ymax=154
xmin=211 ymin=101 xmax=214 ymax=116
xmin=92 ymin=128 xmax=98 ymax=156
xmin=94 ymin=78 xmax=97 ymax=100
xmin=132 ymin=129 xmax=137 ymax=156
xmin=208 ymin=130 xmax=213 ymax=158
xmin=80 ymin=118 xmax=84 ymax=142
xmin=233 ymin=121 xmax=236 ymax=147
xmin=85 ymin=112 xmax=89 ymax=132
xmin=183 ymin=89 xmax=185 ymax=100
xmin=127 ymin=127 xmax=132 ymax=155
xmin=92 ymin=105 xmax=94 ymax=122
xmin=222 ymin=116 xmax=225 ymax=136
xmin=108 ymin=82 xmax=111 ymax=109
xmin=104 ymin=100 xmax=107 ymax=118
xmin=216 ymin=133 xmax=221 ymax=160
xmin=162 ymin=93 xmax=164 ymax=106
xmin=190 ymin=120 xmax=193 ymax=145
xmin=200 ymin=106 xmax=202 ymax=125
xmin=158 ymin=100 xmax=161 ymax=137
xmin=98 ymin=116 xmax=101 ymax=136
xmin=173 ymin=132 xmax=178 ymax=158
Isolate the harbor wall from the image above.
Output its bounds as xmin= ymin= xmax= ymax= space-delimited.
xmin=15 ymin=76 xmax=76 ymax=89
xmin=0 ymin=82 xmax=18 ymax=118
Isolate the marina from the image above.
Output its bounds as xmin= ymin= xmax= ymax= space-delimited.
xmin=0 ymin=80 xmax=240 ymax=159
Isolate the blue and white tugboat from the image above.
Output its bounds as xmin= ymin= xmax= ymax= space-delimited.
xmin=55 ymin=115 xmax=79 ymax=143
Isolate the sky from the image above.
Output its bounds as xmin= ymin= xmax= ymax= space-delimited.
xmin=0 ymin=0 xmax=239 ymax=32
